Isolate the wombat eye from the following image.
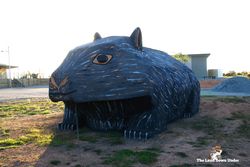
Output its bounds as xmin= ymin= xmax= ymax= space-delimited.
xmin=93 ymin=54 xmax=112 ymax=64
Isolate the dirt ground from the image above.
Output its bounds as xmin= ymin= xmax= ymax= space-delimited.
xmin=0 ymin=97 xmax=250 ymax=167
xmin=199 ymin=79 xmax=224 ymax=89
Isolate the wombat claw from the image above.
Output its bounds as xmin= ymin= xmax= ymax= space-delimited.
xmin=124 ymin=130 xmax=151 ymax=140
xmin=58 ymin=123 xmax=76 ymax=130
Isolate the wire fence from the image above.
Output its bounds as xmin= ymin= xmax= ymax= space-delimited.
xmin=0 ymin=78 xmax=49 ymax=88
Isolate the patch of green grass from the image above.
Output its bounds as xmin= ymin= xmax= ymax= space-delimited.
xmin=145 ymin=147 xmax=162 ymax=153
xmin=136 ymin=150 xmax=158 ymax=165
xmin=74 ymin=165 xmax=81 ymax=167
xmin=230 ymin=112 xmax=250 ymax=121
xmin=196 ymin=137 xmax=210 ymax=146
xmin=0 ymin=99 xmax=63 ymax=118
xmin=50 ymin=160 xmax=61 ymax=165
xmin=77 ymin=130 xmax=124 ymax=145
xmin=191 ymin=137 xmax=210 ymax=148
xmin=99 ymin=131 xmax=124 ymax=145
xmin=0 ymin=128 xmax=53 ymax=150
xmin=224 ymin=117 xmax=235 ymax=121
xmin=94 ymin=149 xmax=102 ymax=155
xmin=202 ymin=95 xmax=217 ymax=98
xmin=188 ymin=117 xmax=229 ymax=143
xmin=227 ymin=111 xmax=250 ymax=139
xmin=41 ymin=110 xmax=51 ymax=115
xmin=103 ymin=149 xmax=159 ymax=167
xmin=103 ymin=149 xmax=135 ymax=167
xmin=217 ymin=97 xmax=247 ymax=104
xmin=66 ymin=143 xmax=76 ymax=149
xmin=50 ymin=137 xmax=67 ymax=146
xmin=175 ymin=152 xmax=188 ymax=158
xmin=179 ymin=116 xmax=224 ymax=137
xmin=0 ymin=137 xmax=25 ymax=150
xmin=50 ymin=132 xmax=76 ymax=148
xmin=25 ymin=128 xmax=53 ymax=146
xmin=0 ymin=145 xmax=20 ymax=150
xmin=191 ymin=116 xmax=224 ymax=134
xmin=83 ymin=146 xmax=93 ymax=151
xmin=0 ymin=127 xmax=10 ymax=137
xmin=169 ymin=164 xmax=193 ymax=167
xmin=236 ymin=120 xmax=250 ymax=138
xmin=79 ymin=134 xmax=98 ymax=143
xmin=0 ymin=112 xmax=11 ymax=117
xmin=35 ymin=134 xmax=53 ymax=146
xmin=26 ymin=112 xmax=37 ymax=115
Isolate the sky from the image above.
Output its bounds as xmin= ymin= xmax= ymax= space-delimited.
xmin=0 ymin=0 xmax=250 ymax=78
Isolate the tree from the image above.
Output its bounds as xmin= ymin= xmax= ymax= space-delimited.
xmin=20 ymin=72 xmax=39 ymax=79
xmin=223 ymin=71 xmax=236 ymax=77
xmin=172 ymin=53 xmax=190 ymax=63
xmin=31 ymin=73 xmax=38 ymax=79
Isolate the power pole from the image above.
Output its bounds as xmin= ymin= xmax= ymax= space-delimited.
xmin=1 ymin=46 xmax=12 ymax=88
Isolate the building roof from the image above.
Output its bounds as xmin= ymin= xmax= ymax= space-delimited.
xmin=0 ymin=63 xmax=18 ymax=69
xmin=188 ymin=53 xmax=210 ymax=57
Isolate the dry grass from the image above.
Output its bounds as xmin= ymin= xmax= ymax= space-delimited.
xmin=0 ymin=97 xmax=250 ymax=167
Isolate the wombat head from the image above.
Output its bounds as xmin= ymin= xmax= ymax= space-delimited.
xmin=49 ymin=28 xmax=152 ymax=103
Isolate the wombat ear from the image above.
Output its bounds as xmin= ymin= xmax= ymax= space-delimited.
xmin=130 ymin=27 xmax=142 ymax=50
xmin=94 ymin=32 xmax=102 ymax=41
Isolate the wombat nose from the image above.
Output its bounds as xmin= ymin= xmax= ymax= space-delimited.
xmin=50 ymin=76 xmax=59 ymax=90
xmin=50 ymin=76 xmax=69 ymax=90
xmin=59 ymin=76 xmax=69 ymax=88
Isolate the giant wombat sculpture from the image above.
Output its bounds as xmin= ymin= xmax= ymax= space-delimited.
xmin=49 ymin=28 xmax=200 ymax=139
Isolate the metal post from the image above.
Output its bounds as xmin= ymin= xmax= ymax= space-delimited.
xmin=7 ymin=46 xmax=12 ymax=88
xmin=75 ymin=104 xmax=79 ymax=140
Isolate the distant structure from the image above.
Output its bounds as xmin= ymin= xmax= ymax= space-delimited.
xmin=0 ymin=63 xmax=17 ymax=79
xmin=208 ymin=69 xmax=223 ymax=78
xmin=185 ymin=53 xmax=210 ymax=79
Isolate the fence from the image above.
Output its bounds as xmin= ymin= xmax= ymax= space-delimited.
xmin=0 ymin=78 xmax=49 ymax=88
xmin=0 ymin=79 xmax=9 ymax=88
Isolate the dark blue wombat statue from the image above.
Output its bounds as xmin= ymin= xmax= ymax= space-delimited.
xmin=49 ymin=28 xmax=200 ymax=139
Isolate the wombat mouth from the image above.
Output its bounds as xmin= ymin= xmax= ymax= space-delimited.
xmin=70 ymin=95 xmax=153 ymax=130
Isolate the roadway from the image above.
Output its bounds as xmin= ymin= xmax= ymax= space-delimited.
xmin=0 ymin=86 xmax=49 ymax=102
xmin=0 ymin=86 xmax=249 ymax=102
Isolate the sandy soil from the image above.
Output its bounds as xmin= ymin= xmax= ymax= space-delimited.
xmin=199 ymin=79 xmax=224 ymax=89
xmin=0 ymin=97 xmax=250 ymax=167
